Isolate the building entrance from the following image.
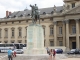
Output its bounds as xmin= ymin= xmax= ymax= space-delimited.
xmin=72 ymin=42 xmax=76 ymax=49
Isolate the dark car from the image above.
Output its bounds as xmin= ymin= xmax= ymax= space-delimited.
xmin=55 ymin=48 xmax=63 ymax=54
xmin=67 ymin=49 xmax=80 ymax=54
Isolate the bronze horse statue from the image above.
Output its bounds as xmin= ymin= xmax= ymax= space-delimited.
xmin=30 ymin=4 xmax=40 ymax=24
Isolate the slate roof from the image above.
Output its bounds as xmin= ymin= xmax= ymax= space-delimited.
xmin=7 ymin=6 xmax=63 ymax=18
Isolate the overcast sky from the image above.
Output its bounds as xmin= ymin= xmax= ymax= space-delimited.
xmin=0 ymin=0 xmax=64 ymax=18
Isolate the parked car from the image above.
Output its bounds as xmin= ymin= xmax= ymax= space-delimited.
xmin=13 ymin=49 xmax=24 ymax=54
xmin=67 ymin=49 xmax=80 ymax=54
xmin=55 ymin=48 xmax=63 ymax=54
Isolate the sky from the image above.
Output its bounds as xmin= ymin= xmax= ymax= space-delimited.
xmin=0 ymin=0 xmax=64 ymax=18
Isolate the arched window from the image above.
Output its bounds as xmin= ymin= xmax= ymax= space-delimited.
xmin=20 ymin=14 xmax=23 ymax=17
xmin=42 ymin=25 xmax=46 ymax=35
xmin=49 ymin=25 xmax=54 ymax=35
xmin=51 ymin=11 xmax=54 ymax=14
xmin=0 ymin=29 xmax=2 ymax=38
xmin=60 ymin=10 xmax=62 ymax=13
xmin=12 ymin=30 xmax=14 ymax=37
xmin=13 ymin=15 xmax=16 ymax=18
xmin=27 ymin=14 xmax=30 ymax=16
xmin=4 ymin=28 xmax=8 ymax=38
xmin=18 ymin=27 xmax=22 ymax=37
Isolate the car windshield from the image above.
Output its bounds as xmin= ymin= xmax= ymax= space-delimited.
xmin=55 ymin=49 xmax=58 ymax=51
xmin=71 ymin=49 xmax=75 ymax=52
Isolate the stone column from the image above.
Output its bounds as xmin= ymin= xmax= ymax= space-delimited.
xmin=75 ymin=19 xmax=79 ymax=49
xmin=63 ymin=21 xmax=66 ymax=46
xmin=66 ymin=20 xmax=69 ymax=51
xmin=54 ymin=21 xmax=57 ymax=46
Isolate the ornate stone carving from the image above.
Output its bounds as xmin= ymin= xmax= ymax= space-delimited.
xmin=65 ymin=19 xmax=69 ymax=24
xmin=66 ymin=5 xmax=80 ymax=14
xmin=53 ymin=21 xmax=57 ymax=25
xmin=11 ymin=27 xmax=15 ymax=29
xmin=18 ymin=27 xmax=22 ymax=29
xmin=75 ymin=19 xmax=79 ymax=23
xmin=62 ymin=21 xmax=66 ymax=24
xmin=4 ymin=28 xmax=8 ymax=30
xmin=25 ymin=26 xmax=28 ymax=29
xmin=42 ymin=25 xmax=46 ymax=27
xmin=53 ymin=5 xmax=57 ymax=13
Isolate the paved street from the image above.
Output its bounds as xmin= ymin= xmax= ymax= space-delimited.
xmin=61 ymin=58 xmax=80 ymax=60
xmin=0 ymin=53 xmax=7 ymax=56
xmin=0 ymin=53 xmax=7 ymax=60
xmin=0 ymin=53 xmax=80 ymax=60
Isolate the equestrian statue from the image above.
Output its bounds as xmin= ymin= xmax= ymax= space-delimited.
xmin=30 ymin=4 xmax=40 ymax=24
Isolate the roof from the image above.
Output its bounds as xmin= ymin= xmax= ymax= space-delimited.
xmin=7 ymin=6 xmax=63 ymax=18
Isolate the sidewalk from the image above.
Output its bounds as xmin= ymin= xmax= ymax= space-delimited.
xmin=61 ymin=58 xmax=80 ymax=60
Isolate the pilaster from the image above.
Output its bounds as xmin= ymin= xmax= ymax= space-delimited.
xmin=63 ymin=21 xmax=66 ymax=46
xmin=66 ymin=20 xmax=69 ymax=51
xmin=75 ymin=19 xmax=79 ymax=49
xmin=8 ymin=28 xmax=11 ymax=43
xmin=53 ymin=21 xmax=57 ymax=46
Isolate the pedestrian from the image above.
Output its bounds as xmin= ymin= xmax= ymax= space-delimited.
xmin=53 ymin=49 xmax=56 ymax=60
xmin=13 ymin=51 xmax=16 ymax=57
xmin=49 ymin=49 xmax=54 ymax=60
xmin=8 ymin=48 xmax=13 ymax=60
xmin=46 ymin=47 xmax=49 ymax=54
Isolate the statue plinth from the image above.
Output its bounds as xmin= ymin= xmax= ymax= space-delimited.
xmin=24 ymin=24 xmax=46 ymax=54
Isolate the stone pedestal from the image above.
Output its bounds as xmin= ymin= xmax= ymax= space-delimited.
xmin=24 ymin=24 xmax=46 ymax=54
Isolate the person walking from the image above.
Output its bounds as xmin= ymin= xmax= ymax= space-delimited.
xmin=46 ymin=47 xmax=49 ymax=54
xmin=13 ymin=51 xmax=16 ymax=57
xmin=49 ymin=49 xmax=54 ymax=60
xmin=53 ymin=49 xmax=56 ymax=60
xmin=8 ymin=48 xmax=13 ymax=60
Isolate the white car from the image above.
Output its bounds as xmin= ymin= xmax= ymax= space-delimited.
xmin=13 ymin=49 xmax=24 ymax=54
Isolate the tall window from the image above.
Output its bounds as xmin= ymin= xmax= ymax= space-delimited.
xmin=0 ymin=29 xmax=1 ymax=38
xmin=11 ymin=41 xmax=14 ymax=43
xmin=18 ymin=40 xmax=22 ymax=43
xmin=4 ymin=41 xmax=8 ymax=43
xmin=50 ymin=41 xmax=54 ymax=46
xmin=12 ymin=30 xmax=14 ymax=37
xmin=25 ymin=27 xmax=27 ymax=38
xmin=44 ymin=40 xmax=45 ymax=47
xmin=59 ymin=27 xmax=62 ymax=34
xmin=72 ymin=25 xmax=76 ymax=34
xmin=59 ymin=41 xmax=63 ymax=46
xmin=72 ymin=3 xmax=75 ymax=8
xmin=50 ymin=27 xmax=53 ymax=35
xmin=43 ymin=28 xmax=45 ymax=35
xmin=19 ymin=29 xmax=22 ymax=37
xmin=5 ymin=29 xmax=8 ymax=37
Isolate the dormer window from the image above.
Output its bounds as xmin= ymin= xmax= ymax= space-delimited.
xmin=27 ymin=14 xmax=30 ymax=16
xmin=43 ymin=12 xmax=46 ymax=15
xmin=20 ymin=14 xmax=23 ymax=17
xmin=72 ymin=3 xmax=75 ymax=8
xmin=60 ymin=10 xmax=62 ymax=12
xmin=51 ymin=11 xmax=54 ymax=14
xmin=13 ymin=15 xmax=16 ymax=18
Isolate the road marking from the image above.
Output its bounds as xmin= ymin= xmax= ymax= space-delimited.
xmin=0 ymin=55 xmax=7 ymax=60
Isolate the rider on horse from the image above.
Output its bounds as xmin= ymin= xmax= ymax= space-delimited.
xmin=30 ymin=4 xmax=40 ymax=24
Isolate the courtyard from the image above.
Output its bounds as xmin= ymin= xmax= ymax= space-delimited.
xmin=0 ymin=53 xmax=80 ymax=60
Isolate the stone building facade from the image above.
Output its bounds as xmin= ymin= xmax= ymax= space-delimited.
xmin=0 ymin=0 xmax=80 ymax=50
